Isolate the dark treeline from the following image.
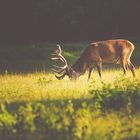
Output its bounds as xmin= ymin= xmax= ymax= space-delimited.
xmin=0 ymin=0 xmax=140 ymax=44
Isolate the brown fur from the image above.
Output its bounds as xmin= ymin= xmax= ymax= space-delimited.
xmin=72 ymin=39 xmax=135 ymax=80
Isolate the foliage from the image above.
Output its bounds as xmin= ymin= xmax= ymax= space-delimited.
xmin=0 ymin=69 xmax=140 ymax=139
xmin=0 ymin=104 xmax=16 ymax=133
xmin=90 ymin=77 xmax=140 ymax=112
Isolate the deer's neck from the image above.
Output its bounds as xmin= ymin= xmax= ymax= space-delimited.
xmin=72 ymin=57 xmax=87 ymax=76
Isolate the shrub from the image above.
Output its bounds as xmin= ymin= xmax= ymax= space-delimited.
xmin=89 ymin=77 xmax=140 ymax=112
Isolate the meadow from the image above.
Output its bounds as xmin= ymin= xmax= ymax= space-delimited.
xmin=0 ymin=42 xmax=140 ymax=140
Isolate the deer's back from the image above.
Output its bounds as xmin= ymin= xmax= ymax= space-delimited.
xmin=84 ymin=39 xmax=134 ymax=63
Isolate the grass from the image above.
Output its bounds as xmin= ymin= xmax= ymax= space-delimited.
xmin=0 ymin=42 xmax=140 ymax=140
xmin=0 ymin=69 xmax=140 ymax=140
xmin=0 ymin=68 xmax=139 ymax=103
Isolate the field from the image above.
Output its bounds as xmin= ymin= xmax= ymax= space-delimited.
xmin=0 ymin=42 xmax=140 ymax=140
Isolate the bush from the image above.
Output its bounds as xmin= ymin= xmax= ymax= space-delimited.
xmin=89 ymin=77 xmax=140 ymax=112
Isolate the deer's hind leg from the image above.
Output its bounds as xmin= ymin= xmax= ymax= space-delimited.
xmin=127 ymin=61 xmax=136 ymax=77
xmin=95 ymin=61 xmax=102 ymax=80
xmin=121 ymin=60 xmax=127 ymax=75
xmin=120 ymin=53 xmax=127 ymax=76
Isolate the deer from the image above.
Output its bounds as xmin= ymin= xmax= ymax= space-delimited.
xmin=51 ymin=39 xmax=135 ymax=81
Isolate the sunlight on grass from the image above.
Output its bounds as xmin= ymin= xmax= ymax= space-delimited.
xmin=0 ymin=68 xmax=139 ymax=103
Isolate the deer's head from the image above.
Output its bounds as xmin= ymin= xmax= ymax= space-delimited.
xmin=51 ymin=45 xmax=78 ymax=80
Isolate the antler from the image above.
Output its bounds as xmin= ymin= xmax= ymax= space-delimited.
xmin=51 ymin=44 xmax=68 ymax=66
xmin=51 ymin=45 xmax=68 ymax=79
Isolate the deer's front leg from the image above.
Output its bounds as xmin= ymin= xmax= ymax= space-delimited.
xmin=88 ymin=67 xmax=94 ymax=81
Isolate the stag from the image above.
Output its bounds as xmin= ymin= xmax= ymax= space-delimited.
xmin=51 ymin=39 xmax=135 ymax=80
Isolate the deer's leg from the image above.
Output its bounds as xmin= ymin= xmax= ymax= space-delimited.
xmin=121 ymin=58 xmax=127 ymax=75
xmin=125 ymin=63 xmax=129 ymax=70
xmin=88 ymin=67 xmax=94 ymax=81
xmin=128 ymin=61 xmax=136 ymax=77
xmin=96 ymin=62 xmax=102 ymax=80
xmin=122 ymin=62 xmax=127 ymax=75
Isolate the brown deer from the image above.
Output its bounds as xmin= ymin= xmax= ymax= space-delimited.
xmin=51 ymin=39 xmax=135 ymax=80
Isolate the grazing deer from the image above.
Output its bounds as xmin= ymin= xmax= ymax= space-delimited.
xmin=51 ymin=39 xmax=135 ymax=80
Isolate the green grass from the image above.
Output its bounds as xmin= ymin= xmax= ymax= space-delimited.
xmin=0 ymin=69 xmax=140 ymax=103
xmin=0 ymin=69 xmax=140 ymax=140
xmin=0 ymin=42 xmax=140 ymax=140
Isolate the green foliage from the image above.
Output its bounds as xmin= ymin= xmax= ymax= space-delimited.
xmin=0 ymin=42 xmax=88 ymax=73
xmin=17 ymin=103 xmax=36 ymax=133
xmin=90 ymin=77 xmax=140 ymax=112
xmin=0 ymin=104 xmax=16 ymax=133
xmin=0 ymin=99 xmax=140 ymax=139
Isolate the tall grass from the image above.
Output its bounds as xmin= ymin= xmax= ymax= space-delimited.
xmin=0 ymin=68 xmax=139 ymax=103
